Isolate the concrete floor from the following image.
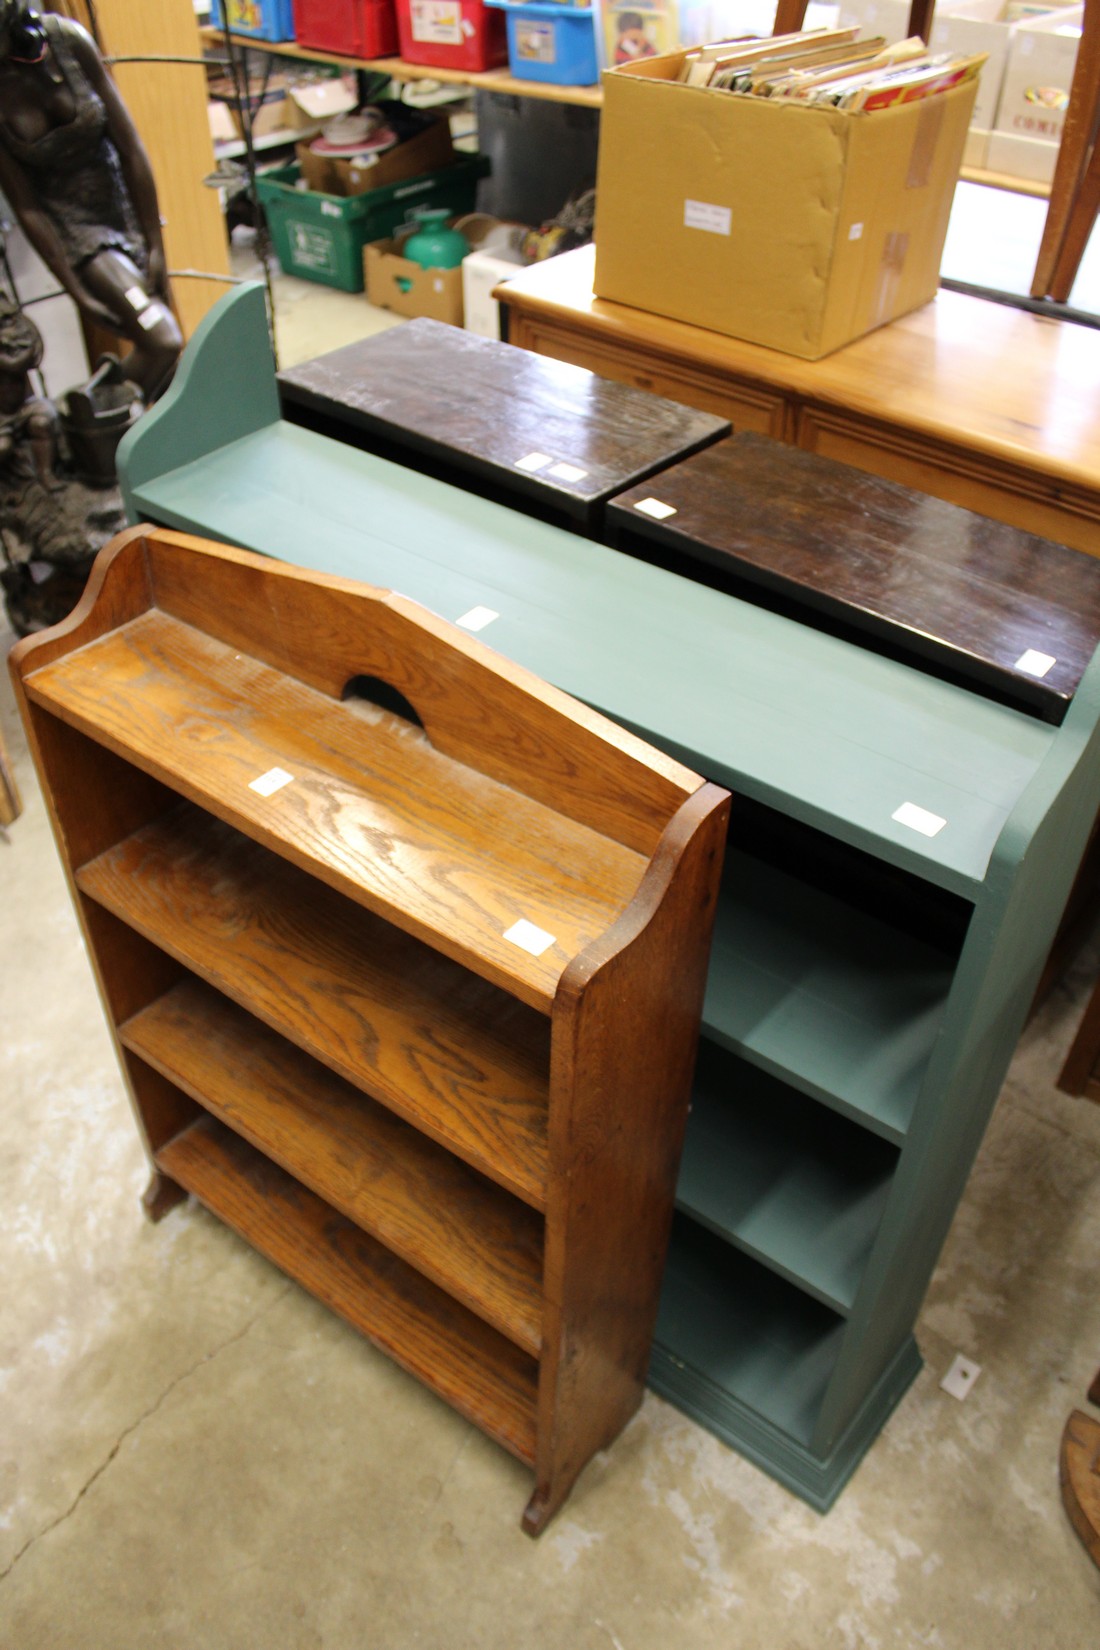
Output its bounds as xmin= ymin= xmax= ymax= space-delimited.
xmin=4 ymin=218 xmax=1100 ymax=1646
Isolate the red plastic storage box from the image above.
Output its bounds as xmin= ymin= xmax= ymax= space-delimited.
xmin=292 ymin=0 xmax=399 ymax=56
xmin=396 ymin=0 xmax=507 ymax=71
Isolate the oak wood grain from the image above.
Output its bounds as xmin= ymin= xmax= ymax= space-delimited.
xmin=278 ymin=317 xmax=729 ymax=522
xmin=144 ymin=530 xmax=697 ymax=853
xmin=124 ymin=979 xmax=545 ymax=1353
xmin=157 ymin=1115 xmax=540 ymax=1463
xmin=26 ymin=607 xmax=649 ymax=1011
xmin=526 ymin=780 xmax=730 ymax=1534
xmin=77 ymin=804 xmax=551 ymax=1208
xmin=609 ymin=432 xmax=1100 ymax=720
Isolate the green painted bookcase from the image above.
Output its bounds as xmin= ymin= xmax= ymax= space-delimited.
xmin=116 ymin=284 xmax=1100 ymax=1507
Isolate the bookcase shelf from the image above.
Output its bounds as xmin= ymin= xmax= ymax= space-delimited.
xmin=156 ymin=1113 xmax=542 ymax=1465
xmin=678 ymin=1045 xmax=898 ymax=1317
xmin=654 ymin=1218 xmax=847 ymax=1451
xmin=703 ymin=848 xmax=959 ymax=1143
xmin=76 ymin=803 xmax=552 ymax=1207
xmin=110 ymin=285 xmax=1100 ymax=1510
xmin=11 ymin=527 xmax=730 ymax=1534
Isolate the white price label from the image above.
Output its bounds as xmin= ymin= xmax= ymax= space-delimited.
xmin=684 ymin=199 xmax=732 ymax=237
xmin=249 ymin=767 xmax=294 ymax=797
xmin=456 ymin=606 xmax=499 ymax=632
xmin=1015 ymin=649 xmax=1056 ymax=677
xmin=504 ymin=919 xmax=556 ymax=957
xmin=634 ymin=498 xmax=677 ymax=520
xmin=892 ymin=801 xmax=947 ymax=837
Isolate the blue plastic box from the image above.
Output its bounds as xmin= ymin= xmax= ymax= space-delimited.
xmin=485 ymin=1 xmax=599 ymax=86
xmin=215 ymin=0 xmax=297 ymax=42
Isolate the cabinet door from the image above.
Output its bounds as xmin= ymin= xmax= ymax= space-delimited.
xmin=508 ymin=314 xmax=794 ymax=440
xmin=797 ymin=405 xmax=1100 ymax=557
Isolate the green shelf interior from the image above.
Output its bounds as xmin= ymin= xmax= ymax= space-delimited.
xmin=680 ymin=1041 xmax=899 ymax=1316
xmin=703 ymin=801 xmax=970 ymax=1142
xmin=654 ymin=1214 xmax=847 ymax=1449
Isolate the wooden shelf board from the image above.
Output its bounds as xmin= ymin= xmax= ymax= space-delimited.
xmin=157 ymin=1114 xmax=539 ymax=1464
xmin=78 ymin=803 xmax=551 ymax=1209
xmin=124 ymin=979 xmax=544 ymax=1354
xmin=654 ymin=1216 xmax=845 ymax=1449
xmin=128 ymin=421 xmax=1057 ymax=899
xmin=679 ymin=1046 xmax=897 ymax=1316
xmin=202 ymin=27 xmax=604 ymax=108
xmin=27 ymin=609 xmax=647 ymax=1013
xmin=703 ymin=850 xmax=957 ymax=1141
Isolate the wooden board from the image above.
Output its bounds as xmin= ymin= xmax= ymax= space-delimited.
xmin=26 ymin=608 xmax=649 ymax=1012
xmin=158 ymin=1115 xmax=540 ymax=1463
xmin=608 ymin=432 xmax=1100 ymax=722
xmin=278 ymin=318 xmax=729 ymax=524
xmin=78 ymin=803 xmax=552 ymax=1208
xmin=124 ymin=979 xmax=545 ymax=1352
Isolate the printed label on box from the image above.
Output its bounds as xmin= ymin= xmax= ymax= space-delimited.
xmin=516 ymin=22 xmax=556 ymax=63
xmin=684 ymin=199 xmax=732 ymax=237
xmin=289 ymin=222 xmax=337 ymax=276
xmin=411 ymin=0 xmax=464 ymax=44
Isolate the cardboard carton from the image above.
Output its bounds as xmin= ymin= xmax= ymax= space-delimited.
xmin=986 ymin=3 xmax=1081 ymax=177
xmin=364 ymin=238 xmax=466 ymax=324
xmin=593 ymin=50 xmax=977 ymax=358
xmin=296 ymin=118 xmax=457 ymax=198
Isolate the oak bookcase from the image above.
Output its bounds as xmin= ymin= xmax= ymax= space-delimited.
xmin=10 ymin=527 xmax=729 ymax=1534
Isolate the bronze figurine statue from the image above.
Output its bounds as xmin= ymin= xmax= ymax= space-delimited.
xmin=0 ymin=2 xmax=182 ymax=400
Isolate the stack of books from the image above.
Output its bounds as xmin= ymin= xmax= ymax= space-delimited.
xmin=678 ymin=28 xmax=986 ymax=111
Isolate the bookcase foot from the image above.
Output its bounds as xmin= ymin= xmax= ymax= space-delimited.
xmin=141 ymin=1170 xmax=186 ymax=1224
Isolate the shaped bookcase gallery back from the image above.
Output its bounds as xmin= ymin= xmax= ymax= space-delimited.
xmin=9 ymin=525 xmax=730 ymax=1535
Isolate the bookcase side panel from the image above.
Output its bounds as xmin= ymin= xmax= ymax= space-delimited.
xmin=811 ymin=650 xmax=1100 ymax=1455
xmin=527 ymin=783 xmax=729 ymax=1535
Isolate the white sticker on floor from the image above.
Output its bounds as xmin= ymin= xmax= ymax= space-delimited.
xmin=892 ymin=801 xmax=947 ymax=837
xmin=940 ymin=1353 xmax=982 ymax=1400
xmin=1015 ymin=648 xmax=1057 ymax=677
xmin=249 ymin=767 xmax=294 ymax=797
xmin=634 ymin=498 xmax=677 ymax=520
xmin=456 ymin=606 xmax=499 ymax=632
xmin=504 ymin=919 xmax=556 ymax=957
xmin=515 ymin=451 xmax=552 ymax=472
xmin=549 ymin=462 xmax=588 ymax=482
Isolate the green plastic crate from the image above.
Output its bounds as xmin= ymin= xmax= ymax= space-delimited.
xmin=256 ymin=154 xmax=491 ymax=292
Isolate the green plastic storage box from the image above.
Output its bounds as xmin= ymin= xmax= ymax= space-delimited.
xmin=256 ymin=154 xmax=490 ymax=292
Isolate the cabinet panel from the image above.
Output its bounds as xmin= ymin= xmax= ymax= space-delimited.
xmin=797 ymin=406 xmax=1100 ymax=557
xmin=508 ymin=317 xmax=792 ymax=438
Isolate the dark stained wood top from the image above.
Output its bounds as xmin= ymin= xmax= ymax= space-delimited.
xmin=277 ymin=317 xmax=730 ymax=523
xmin=607 ymin=432 xmax=1100 ymax=722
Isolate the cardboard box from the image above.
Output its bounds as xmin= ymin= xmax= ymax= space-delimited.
xmin=929 ymin=0 xmax=1017 ymax=135
xmin=296 ymin=118 xmax=457 ymax=197
xmin=284 ymin=75 xmax=359 ymax=130
xmin=462 ymin=241 xmax=527 ymax=337
xmin=207 ymin=73 xmax=289 ymax=141
xmin=593 ymin=51 xmax=978 ymax=359
xmin=365 ymin=237 xmax=466 ymax=323
xmin=992 ymin=3 xmax=1081 ymax=141
xmin=985 ymin=5 xmax=1081 ymax=179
